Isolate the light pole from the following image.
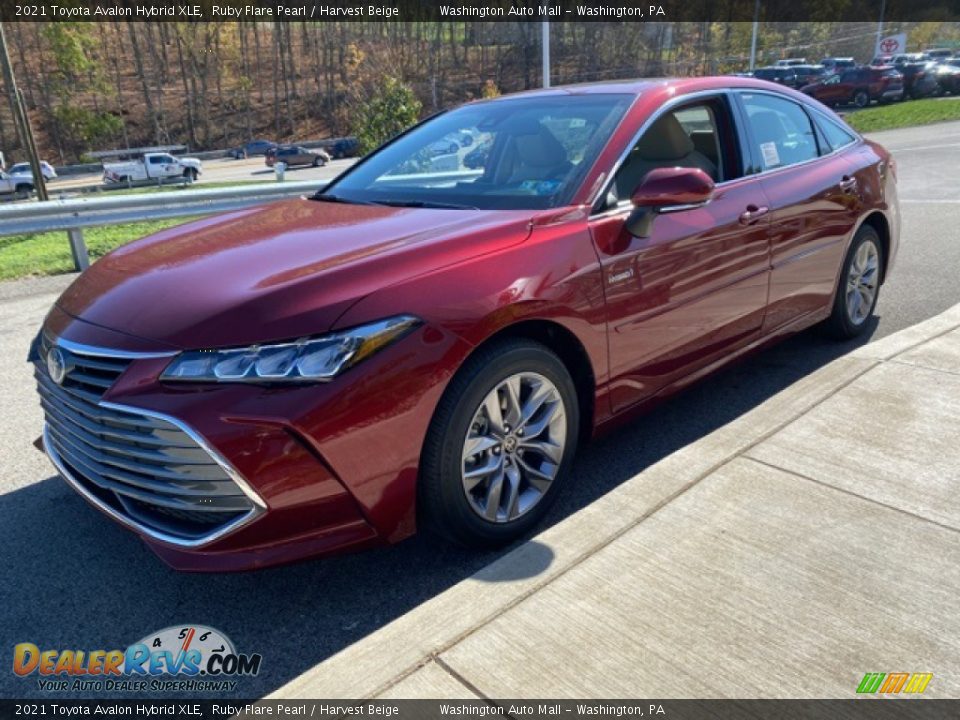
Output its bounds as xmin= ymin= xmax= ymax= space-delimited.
xmin=0 ymin=21 xmax=47 ymax=201
xmin=749 ymin=0 xmax=760 ymax=71
xmin=542 ymin=20 xmax=551 ymax=88
xmin=876 ymin=0 xmax=887 ymax=55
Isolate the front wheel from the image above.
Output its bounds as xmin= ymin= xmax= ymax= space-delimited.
xmin=183 ymin=168 xmax=198 ymax=182
xmin=853 ymin=89 xmax=870 ymax=108
xmin=824 ymin=225 xmax=883 ymax=339
xmin=419 ymin=339 xmax=579 ymax=548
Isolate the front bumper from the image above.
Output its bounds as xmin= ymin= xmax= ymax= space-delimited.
xmin=34 ymin=307 xmax=466 ymax=571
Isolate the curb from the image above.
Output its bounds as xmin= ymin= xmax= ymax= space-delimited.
xmin=268 ymin=302 xmax=960 ymax=700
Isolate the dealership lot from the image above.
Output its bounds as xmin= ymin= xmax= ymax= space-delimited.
xmin=1 ymin=122 xmax=959 ymax=699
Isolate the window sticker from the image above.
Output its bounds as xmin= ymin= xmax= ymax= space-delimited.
xmin=760 ymin=141 xmax=781 ymax=168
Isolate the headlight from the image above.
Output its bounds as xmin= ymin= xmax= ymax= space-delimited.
xmin=160 ymin=315 xmax=420 ymax=383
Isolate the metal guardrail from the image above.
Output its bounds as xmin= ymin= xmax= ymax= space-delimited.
xmin=0 ymin=179 xmax=327 ymax=270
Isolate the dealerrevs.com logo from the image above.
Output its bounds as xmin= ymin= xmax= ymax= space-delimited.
xmin=13 ymin=625 xmax=262 ymax=693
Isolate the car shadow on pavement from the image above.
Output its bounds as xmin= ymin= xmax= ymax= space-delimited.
xmin=0 ymin=319 xmax=877 ymax=700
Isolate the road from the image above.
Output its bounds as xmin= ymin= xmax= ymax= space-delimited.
xmin=1 ymin=122 xmax=958 ymax=700
xmin=38 ymin=155 xmax=356 ymax=196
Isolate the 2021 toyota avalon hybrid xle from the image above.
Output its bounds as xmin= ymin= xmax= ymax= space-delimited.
xmin=31 ymin=77 xmax=899 ymax=571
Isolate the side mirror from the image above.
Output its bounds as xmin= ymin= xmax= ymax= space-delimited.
xmin=625 ymin=167 xmax=715 ymax=238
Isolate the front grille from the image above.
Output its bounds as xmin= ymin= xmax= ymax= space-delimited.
xmin=34 ymin=334 xmax=261 ymax=545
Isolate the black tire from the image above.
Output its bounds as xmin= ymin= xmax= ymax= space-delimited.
xmin=824 ymin=225 xmax=883 ymax=340
xmin=14 ymin=183 xmax=32 ymax=199
xmin=313 ymin=156 xmax=322 ymax=167
xmin=183 ymin=168 xmax=198 ymax=182
xmin=853 ymin=89 xmax=870 ymax=108
xmin=419 ymin=338 xmax=580 ymax=548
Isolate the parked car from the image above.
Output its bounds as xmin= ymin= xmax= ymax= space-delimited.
xmin=426 ymin=138 xmax=461 ymax=156
xmin=924 ymin=48 xmax=955 ymax=61
xmin=230 ymin=139 xmax=277 ymax=159
xmin=933 ymin=62 xmax=960 ymax=94
xmin=0 ymin=168 xmax=34 ymax=198
xmin=31 ymin=77 xmax=899 ymax=570
xmin=775 ymin=58 xmax=807 ymax=67
xmin=871 ymin=55 xmax=894 ymax=66
xmin=323 ymin=136 xmax=360 ymax=159
xmin=898 ymin=61 xmax=940 ymax=99
xmin=820 ymin=57 xmax=856 ymax=73
xmin=752 ymin=66 xmax=798 ymax=86
xmin=265 ymin=145 xmax=330 ymax=168
xmin=791 ymin=65 xmax=828 ymax=87
xmin=892 ymin=53 xmax=930 ymax=66
xmin=103 ymin=152 xmax=202 ymax=183
xmin=7 ymin=160 xmax=57 ymax=181
xmin=802 ymin=67 xmax=904 ymax=107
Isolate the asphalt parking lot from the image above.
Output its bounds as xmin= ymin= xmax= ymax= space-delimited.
xmin=1 ymin=121 xmax=959 ymax=699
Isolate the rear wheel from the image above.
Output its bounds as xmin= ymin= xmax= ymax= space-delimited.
xmin=824 ymin=225 xmax=883 ymax=339
xmin=14 ymin=183 xmax=32 ymax=199
xmin=420 ymin=339 xmax=579 ymax=548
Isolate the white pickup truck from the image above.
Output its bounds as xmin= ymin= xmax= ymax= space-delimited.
xmin=0 ymin=168 xmax=34 ymax=198
xmin=103 ymin=152 xmax=203 ymax=184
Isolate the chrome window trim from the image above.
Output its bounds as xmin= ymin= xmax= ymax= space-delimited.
xmin=39 ymin=336 xmax=266 ymax=549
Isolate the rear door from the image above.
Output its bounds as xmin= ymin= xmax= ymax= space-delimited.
xmin=589 ymin=93 xmax=771 ymax=412
xmin=735 ymin=91 xmax=861 ymax=331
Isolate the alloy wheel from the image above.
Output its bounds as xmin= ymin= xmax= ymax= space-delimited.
xmin=846 ymin=238 xmax=879 ymax=325
xmin=461 ymin=372 xmax=567 ymax=523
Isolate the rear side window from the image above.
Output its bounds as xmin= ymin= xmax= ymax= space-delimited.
xmin=740 ymin=93 xmax=819 ymax=171
xmin=814 ymin=113 xmax=857 ymax=152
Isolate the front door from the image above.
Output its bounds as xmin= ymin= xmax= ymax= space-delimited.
xmin=589 ymin=95 xmax=772 ymax=413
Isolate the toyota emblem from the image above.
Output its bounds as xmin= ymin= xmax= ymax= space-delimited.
xmin=46 ymin=346 xmax=67 ymax=385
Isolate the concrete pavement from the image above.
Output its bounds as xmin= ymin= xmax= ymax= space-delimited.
xmin=273 ymin=303 xmax=960 ymax=700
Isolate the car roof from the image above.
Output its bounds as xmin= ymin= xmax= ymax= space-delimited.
xmin=474 ymin=76 xmax=820 ymax=104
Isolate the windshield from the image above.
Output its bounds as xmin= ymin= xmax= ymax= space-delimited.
xmin=322 ymin=94 xmax=632 ymax=210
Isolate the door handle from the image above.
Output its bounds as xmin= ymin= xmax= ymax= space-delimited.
xmin=839 ymin=175 xmax=858 ymax=192
xmin=739 ymin=205 xmax=769 ymax=225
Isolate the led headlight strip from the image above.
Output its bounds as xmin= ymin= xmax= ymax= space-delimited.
xmin=161 ymin=315 xmax=420 ymax=383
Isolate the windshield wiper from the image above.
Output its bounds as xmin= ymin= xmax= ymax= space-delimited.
xmin=310 ymin=192 xmax=374 ymax=205
xmin=371 ymin=199 xmax=478 ymax=210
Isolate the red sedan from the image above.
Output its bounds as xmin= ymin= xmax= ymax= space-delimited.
xmin=32 ymin=77 xmax=898 ymax=571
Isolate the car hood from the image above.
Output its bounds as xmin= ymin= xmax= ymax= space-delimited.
xmin=54 ymin=198 xmax=535 ymax=349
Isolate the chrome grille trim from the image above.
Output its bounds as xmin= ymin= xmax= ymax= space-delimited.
xmin=35 ymin=335 xmax=266 ymax=548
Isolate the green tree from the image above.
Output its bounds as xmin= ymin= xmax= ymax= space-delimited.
xmin=352 ymin=76 xmax=422 ymax=154
xmin=52 ymin=106 xmax=122 ymax=151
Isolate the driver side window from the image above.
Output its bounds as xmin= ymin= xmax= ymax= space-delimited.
xmin=608 ymin=98 xmax=735 ymax=209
